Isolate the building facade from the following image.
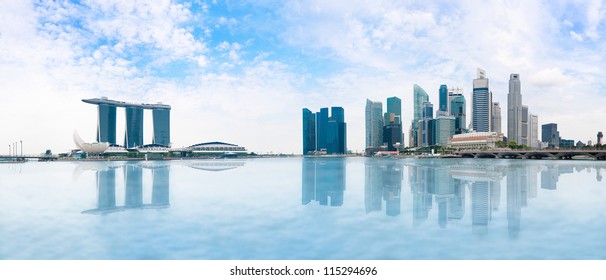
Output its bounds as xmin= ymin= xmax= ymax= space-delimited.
xmin=448 ymin=132 xmax=503 ymax=150
xmin=449 ymin=93 xmax=466 ymax=135
xmin=541 ymin=123 xmax=559 ymax=148
xmin=411 ymin=84 xmax=429 ymax=147
xmin=472 ymin=69 xmax=492 ymax=132
xmin=507 ymin=74 xmax=523 ymax=144
xmin=365 ymin=99 xmax=384 ymax=149
xmin=303 ymin=107 xmax=347 ymax=155
xmin=491 ymin=102 xmax=501 ymax=135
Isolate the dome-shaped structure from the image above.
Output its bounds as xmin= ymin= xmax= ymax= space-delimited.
xmin=73 ymin=130 xmax=109 ymax=154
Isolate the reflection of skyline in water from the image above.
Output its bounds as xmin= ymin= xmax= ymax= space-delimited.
xmin=302 ymin=158 xmax=346 ymax=207
xmin=82 ymin=163 xmax=170 ymax=215
xmin=365 ymin=160 xmax=402 ymax=216
xmin=302 ymin=158 xmax=605 ymax=237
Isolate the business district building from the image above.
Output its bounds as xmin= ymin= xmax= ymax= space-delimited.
xmin=302 ymin=107 xmax=347 ymax=155
xmin=79 ymin=97 xmax=247 ymax=157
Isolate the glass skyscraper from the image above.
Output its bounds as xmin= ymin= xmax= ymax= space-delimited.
xmin=365 ymin=99 xmax=383 ymax=148
xmin=449 ymin=94 xmax=466 ymax=135
xmin=125 ymin=106 xmax=144 ymax=148
xmin=97 ymin=103 xmax=117 ymax=144
xmin=302 ymin=108 xmax=316 ymax=155
xmin=412 ymin=84 xmax=429 ymax=147
xmin=472 ymin=68 xmax=492 ymax=132
xmin=439 ymin=84 xmax=448 ymax=113
xmin=302 ymin=106 xmax=347 ymax=155
xmin=152 ymin=108 xmax=171 ymax=146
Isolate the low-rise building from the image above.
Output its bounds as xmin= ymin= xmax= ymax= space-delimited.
xmin=448 ymin=132 xmax=503 ymax=150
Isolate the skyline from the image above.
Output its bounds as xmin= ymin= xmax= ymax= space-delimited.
xmin=1 ymin=1 xmax=606 ymax=154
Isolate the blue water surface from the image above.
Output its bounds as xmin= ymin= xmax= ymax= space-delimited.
xmin=1 ymin=157 xmax=605 ymax=260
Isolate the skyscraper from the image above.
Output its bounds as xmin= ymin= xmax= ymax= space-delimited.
xmin=439 ymin=84 xmax=448 ymax=113
xmin=449 ymin=92 xmax=466 ymax=135
xmin=422 ymin=101 xmax=434 ymax=147
xmin=491 ymin=102 xmax=501 ymax=135
xmin=508 ymin=74 xmax=525 ymax=145
xmin=303 ymin=107 xmax=347 ymax=155
xmin=521 ymin=105 xmax=529 ymax=145
xmin=124 ymin=106 xmax=144 ymax=148
xmin=542 ymin=123 xmax=559 ymax=148
xmin=472 ymin=69 xmax=492 ymax=132
xmin=152 ymin=108 xmax=170 ymax=146
xmin=386 ymin=97 xmax=402 ymax=124
xmin=434 ymin=115 xmax=455 ymax=147
xmin=412 ymin=84 xmax=429 ymax=147
xmin=365 ymin=99 xmax=383 ymax=148
xmin=384 ymin=96 xmax=402 ymax=150
xmin=83 ymin=97 xmax=171 ymax=148
xmin=302 ymin=108 xmax=316 ymax=155
xmin=97 ymin=103 xmax=117 ymax=144
xmin=529 ymin=114 xmax=538 ymax=148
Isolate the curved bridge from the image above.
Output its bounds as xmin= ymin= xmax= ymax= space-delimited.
xmin=455 ymin=150 xmax=606 ymax=160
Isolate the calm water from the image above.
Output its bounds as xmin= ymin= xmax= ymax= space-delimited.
xmin=1 ymin=157 xmax=605 ymax=260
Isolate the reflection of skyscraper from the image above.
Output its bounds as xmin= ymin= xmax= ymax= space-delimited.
xmin=507 ymin=167 xmax=522 ymax=239
xmin=124 ymin=164 xmax=143 ymax=207
xmin=301 ymin=158 xmax=346 ymax=207
xmin=365 ymin=160 xmax=403 ymax=216
xmin=469 ymin=181 xmax=491 ymax=234
xmin=409 ymin=164 xmax=433 ymax=227
xmin=152 ymin=166 xmax=170 ymax=206
xmin=97 ymin=167 xmax=117 ymax=210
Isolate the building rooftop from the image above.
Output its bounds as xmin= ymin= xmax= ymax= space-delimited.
xmin=82 ymin=97 xmax=171 ymax=110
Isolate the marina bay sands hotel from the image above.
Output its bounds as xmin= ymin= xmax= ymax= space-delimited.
xmin=82 ymin=97 xmax=171 ymax=148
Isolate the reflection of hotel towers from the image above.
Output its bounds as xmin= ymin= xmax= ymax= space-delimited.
xmin=83 ymin=164 xmax=169 ymax=214
xmin=302 ymin=158 xmax=346 ymax=207
xmin=450 ymin=164 xmax=504 ymax=234
xmin=82 ymin=97 xmax=171 ymax=148
xmin=408 ymin=163 xmax=464 ymax=228
xmin=364 ymin=160 xmax=403 ymax=216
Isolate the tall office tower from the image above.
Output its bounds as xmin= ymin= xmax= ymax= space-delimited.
xmin=508 ymin=73 xmax=523 ymax=144
xmin=434 ymin=115 xmax=455 ymax=147
xmin=521 ymin=105 xmax=529 ymax=145
xmin=598 ymin=132 xmax=603 ymax=145
xmin=124 ymin=106 xmax=144 ymax=148
xmin=384 ymin=97 xmax=403 ymax=150
xmin=304 ymin=107 xmax=346 ymax=155
xmin=326 ymin=107 xmax=347 ymax=154
xmin=422 ymin=101 xmax=434 ymax=147
xmin=152 ymin=108 xmax=171 ymax=146
xmin=542 ymin=123 xmax=559 ymax=148
xmin=449 ymin=93 xmax=466 ymax=135
xmin=97 ymin=103 xmax=117 ymax=144
xmin=412 ymin=84 xmax=429 ymax=147
xmin=316 ymin=108 xmax=329 ymax=151
xmin=529 ymin=114 xmax=539 ymax=148
xmin=472 ymin=68 xmax=492 ymax=132
xmin=302 ymin=108 xmax=316 ymax=155
xmin=386 ymin=96 xmax=402 ymax=123
xmin=365 ymin=99 xmax=384 ymax=148
xmin=439 ymin=84 xmax=448 ymax=113
xmin=491 ymin=102 xmax=502 ymax=135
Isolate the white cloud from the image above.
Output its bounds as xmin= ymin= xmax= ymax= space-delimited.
xmin=570 ymin=30 xmax=584 ymax=42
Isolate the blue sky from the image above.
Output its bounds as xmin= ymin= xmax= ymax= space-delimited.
xmin=1 ymin=0 xmax=605 ymax=154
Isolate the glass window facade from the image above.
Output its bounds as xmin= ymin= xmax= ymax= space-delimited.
xmin=152 ymin=108 xmax=171 ymax=146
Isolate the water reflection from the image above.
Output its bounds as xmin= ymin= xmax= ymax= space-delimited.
xmin=301 ymin=158 xmax=606 ymax=238
xmin=365 ymin=159 xmax=403 ymax=216
xmin=302 ymin=157 xmax=346 ymax=206
xmin=81 ymin=162 xmax=170 ymax=215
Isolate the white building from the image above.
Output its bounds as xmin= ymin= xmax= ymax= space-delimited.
xmin=448 ymin=132 xmax=503 ymax=150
